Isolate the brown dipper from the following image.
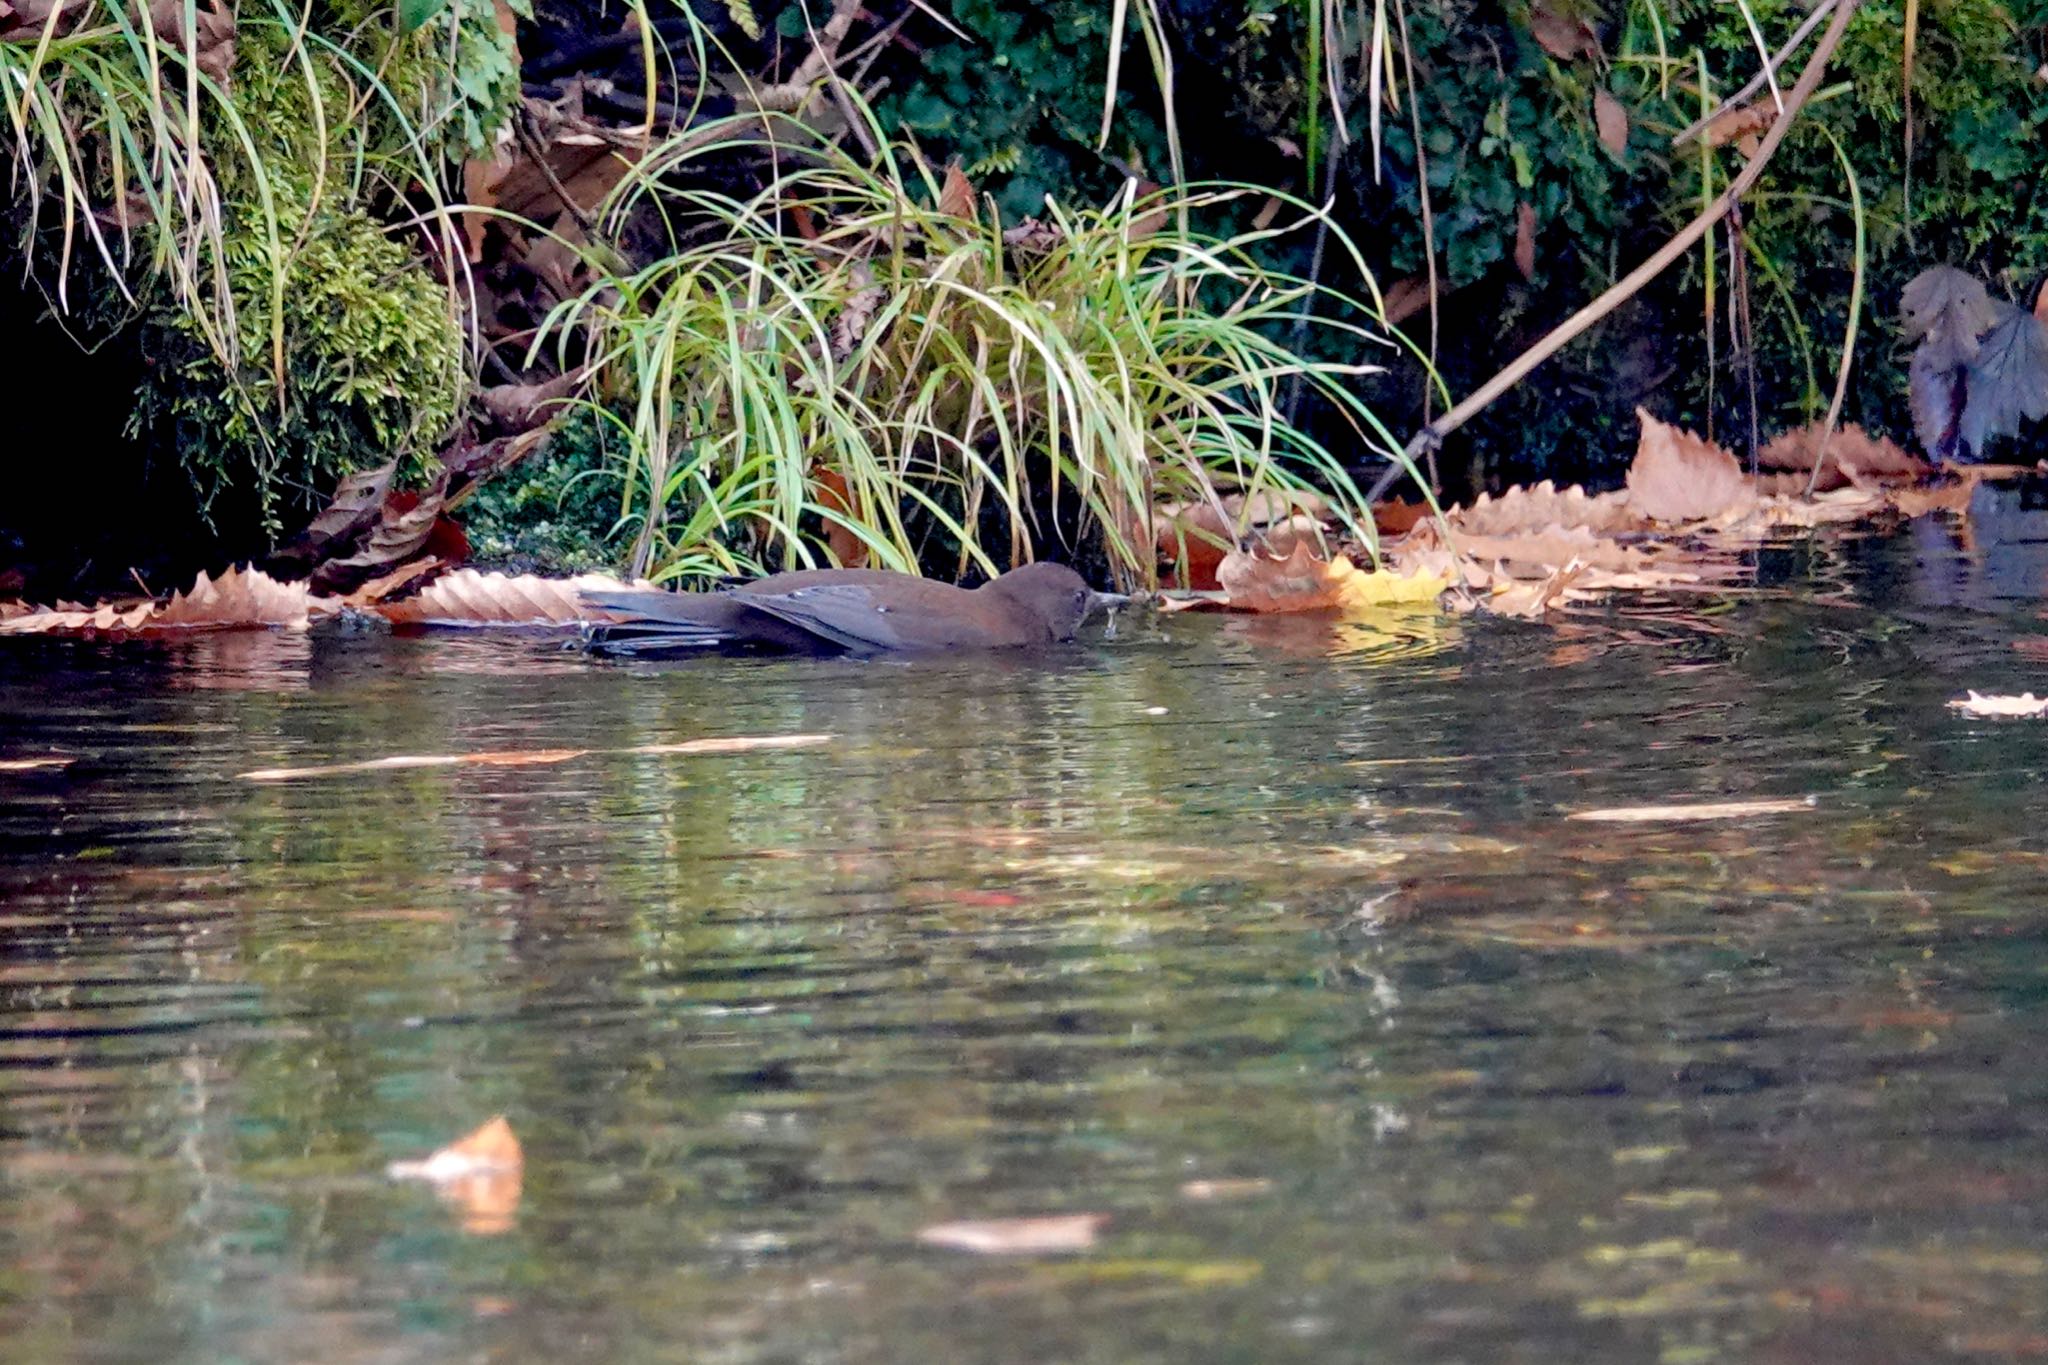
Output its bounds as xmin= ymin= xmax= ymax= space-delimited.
xmin=584 ymin=562 xmax=1128 ymax=655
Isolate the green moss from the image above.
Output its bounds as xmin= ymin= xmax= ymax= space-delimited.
xmin=462 ymin=409 xmax=630 ymax=574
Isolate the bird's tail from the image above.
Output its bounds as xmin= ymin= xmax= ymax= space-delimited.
xmin=580 ymin=589 xmax=733 ymax=654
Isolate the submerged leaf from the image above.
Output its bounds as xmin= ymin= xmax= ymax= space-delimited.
xmin=387 ymin=1115 xmax=523 ymax=1236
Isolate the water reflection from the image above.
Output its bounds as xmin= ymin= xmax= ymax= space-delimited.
xmin=5 ymin=520 xmax=2048 ymax=1362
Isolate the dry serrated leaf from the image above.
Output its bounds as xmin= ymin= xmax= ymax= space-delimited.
xmin=0 ymin=568 xmax=322 ymax=637
xmin=370 ymin=570 xmax=639 ymax=626
xmin=1626 ymin=409 xmax=1754 ymax=523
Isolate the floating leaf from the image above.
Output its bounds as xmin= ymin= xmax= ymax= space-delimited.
xmin=0 ymin=756 xmax=72 ymax=773
xmin=1948 ymin=691 xmax=2048 ymax=719
xmin=1625 ymin=409 xmax=1754 ymax=523
xmin=0 ymin=568 xmax=322 ymax=637
xmin=916 ymin=1213 xmax=1108 ymax=1255
xmin=369 ymin=570 xmax=641 ymax=627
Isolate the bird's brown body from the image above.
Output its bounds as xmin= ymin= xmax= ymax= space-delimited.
xmin=584 ymin=563 xmax=1124 ymax=655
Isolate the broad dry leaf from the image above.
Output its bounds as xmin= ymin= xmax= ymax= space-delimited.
xmin=277 ymin=461 xmax=396 ymax=565
xmin=154 ymin=567 xmax=315 ymax=630
xmin=342 ymin=558 xmax=443 ymax=608
xmin=1481 ymin=559 xmax=1588 ymax=618
xmin=1567 ymin=796 xmax=1816 ymax=823
xmin=387 ymin=1116 xmax=523 ymax=1236
xmin=1625 ymin=408 xmax=1754 ymax=523
xmin=1447 ymin=481 xmax=1642 ymax=537
xmin=0 ymin=568 xmax=320 ymax=637
xmin=1594 ymin=88 xmax=1628 ymax=156
xmin=1156 ymin=490 xmax=1333 ymax=590
xmin=1948 ymin=691 xmax=2048 ymax=718
xmin=916 ymin=1213 xmax=1108 ymax=1255
xmin=1757 ymin=422 xmax=1928 ymax=487
xmin=310 ymin=483 xmax=451 ymax=595
xmin=1886 ymin=478 xmax=1975 ymax=520
xmin=1527 ymin=2 xmax=1599 ymax=59
xmin=1216 ymin=541 xmax=1357 ymax=612
xmin=937 ymin=162 xmax=978 ymax=221
xmin=370 ymin=571 xmax=638 ymax=626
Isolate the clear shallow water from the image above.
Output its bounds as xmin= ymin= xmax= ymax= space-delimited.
xmin=4 ymin=522 xmax=2048 ymax=1363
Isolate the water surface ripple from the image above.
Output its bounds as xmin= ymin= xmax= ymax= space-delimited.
xmin=4 ymin=527 xmax=2048 ymax=1363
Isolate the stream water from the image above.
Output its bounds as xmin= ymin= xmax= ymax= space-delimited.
xmin=5 ymin=511 xmax=2048 ymax=1363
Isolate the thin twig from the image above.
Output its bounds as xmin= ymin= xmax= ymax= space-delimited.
xmin=1367 ymin=0 xmax=1862 ymax=501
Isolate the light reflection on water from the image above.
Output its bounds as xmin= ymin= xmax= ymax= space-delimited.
xmin=4 ymin=524 xmax=2048 ymax=1362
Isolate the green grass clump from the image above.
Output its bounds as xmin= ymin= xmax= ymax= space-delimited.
xmin=535 ymin=110 xmax=1408 ymax=586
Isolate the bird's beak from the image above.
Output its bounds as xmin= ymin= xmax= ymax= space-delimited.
xmin=1086 ymin=590 xmax=1131 ymax=621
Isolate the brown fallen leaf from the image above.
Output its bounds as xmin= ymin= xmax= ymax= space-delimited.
xmin=1156 ymin=490 xmax=1333 ymax=590
xmin=310 ymin=479 xmax=456 ymax=595
xmin=1594 ymin=88 xmax=1629 ymax=157
xmin=370 ymin=570 xmax=639 ymax=626
xmin=273 ymin=461 xmax=398 ymax=569
xmin=387 ymin=1116 xmax=523 ymax=1236
xmin=1514 ymin=201 xmax=1537 ymax=282
xmin=1626 ymin=408 xmax=1755 ymax=523
xmin=1758 ymin=421 xmax=1928 ymax=489
xmin=1567 ymin=796 xmax=1817 ymax=823
xmin=937 ymin=161 xmax=978 ymax=221
xmin=1527 ymin=1 xmax=1599 ymax=60
xmin=1948 ymin=691 xmax=2048 ymax=719
xmin=0 ymin=567 xmax=324 ymax=637
xmin=1216 ymin=540 xmax=1357 ymax=612
xmin=916 ymin=1213 xmax=1108 ymax=1255
xmin=1447 ymin=480 xmax=1643 ymax=537
xmin=0 ymin=756 xmax=72 ymax=773
xmin=342 ymin=558 xmax=445 ymax=608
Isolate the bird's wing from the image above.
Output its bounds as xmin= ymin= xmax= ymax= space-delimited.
xmin=580 ymin=587 xmax=818 ymax=654
xmin=739 ymin=583 xmax=972 ymax=653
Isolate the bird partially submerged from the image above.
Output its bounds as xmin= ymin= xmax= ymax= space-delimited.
xmin=583 ymin=562 xmax=1129 ymax=656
